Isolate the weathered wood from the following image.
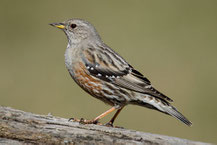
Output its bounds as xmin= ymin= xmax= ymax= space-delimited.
xmin=0 ymin=106 xmax=210 ymax=145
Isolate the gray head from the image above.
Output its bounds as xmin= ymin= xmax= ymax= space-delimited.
xmin=50 ymin=18 xmax=101 ymax=44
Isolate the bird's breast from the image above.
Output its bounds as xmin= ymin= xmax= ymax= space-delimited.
xmin=64 ymin=46 xmax=82 ymax=72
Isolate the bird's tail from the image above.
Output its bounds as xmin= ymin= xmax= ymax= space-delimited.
xmin=130 ymin=95 xmax=192 ymax=126
xmin=163 ymin=105 xmax=192 ymax=126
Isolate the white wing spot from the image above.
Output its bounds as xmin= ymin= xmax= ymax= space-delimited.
xmin=145 ymin=85 xmax=152 ymax=89
xmin=97 ymin=73 xmax=102 ymax=77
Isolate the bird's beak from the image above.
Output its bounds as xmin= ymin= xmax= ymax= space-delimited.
xmin=49 ymin=23 xmax=65 ymax=29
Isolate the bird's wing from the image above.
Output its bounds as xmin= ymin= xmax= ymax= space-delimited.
xmin=82 ymin=46 xmax=173 ymax=102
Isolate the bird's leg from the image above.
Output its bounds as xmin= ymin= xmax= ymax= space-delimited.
xmin=92 ymin=107 xmax=116 ymax=123
xmin=79 ymin=107 xmax=116 ymax=124
xmin=105 ymin=107 xmax=124 ymax=127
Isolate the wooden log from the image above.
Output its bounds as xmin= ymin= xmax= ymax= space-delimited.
xmin=0 ymin=106 xmax=210 ymax=145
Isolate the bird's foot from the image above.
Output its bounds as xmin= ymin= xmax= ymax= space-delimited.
xmin=68 ymin=117 xmax=75 ymax=122
xmin=79 ymin=118 xmax=102 ymax=125
xmin=68 ymin=117 xmax=102 ymax=125
xmin=68 ymin=117 xmax=82 ymax=122
xmin=104 ymin=122 xmax=114 ymax=127
xmin=104 ymin=122 xmax=124 ymax=128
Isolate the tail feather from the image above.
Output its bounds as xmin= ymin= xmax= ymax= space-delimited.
xmin=131 ymin=94 xmax=192 ymax=126
xmin=164 ymin=105 xmax=192 ymax=126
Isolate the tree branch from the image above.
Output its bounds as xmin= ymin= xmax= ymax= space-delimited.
xmin=0 ymin=106 xmax=210 ymax=145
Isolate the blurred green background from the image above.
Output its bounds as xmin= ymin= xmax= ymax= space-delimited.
xmin=1 ymin=0 xmax=217 ymax=144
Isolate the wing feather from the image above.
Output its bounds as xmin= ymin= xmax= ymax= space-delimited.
xmin=82 ymin=47 xmax=173 ymax=102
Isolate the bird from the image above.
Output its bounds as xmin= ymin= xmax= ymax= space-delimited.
xmin=50 ymin=18 xmax=192 ymax=127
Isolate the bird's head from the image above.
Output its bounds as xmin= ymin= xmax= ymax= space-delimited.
xmin=50 ymin=18 xmax=101 ymax=44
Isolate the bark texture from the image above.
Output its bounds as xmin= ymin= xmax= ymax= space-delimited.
xmin=0 ymin=106 xmax=210 ymax=145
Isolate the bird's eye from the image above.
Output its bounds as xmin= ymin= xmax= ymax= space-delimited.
xmin=70 ymin=24 xmax=77 ymax=29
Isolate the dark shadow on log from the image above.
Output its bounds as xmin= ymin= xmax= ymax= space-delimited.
xmin=0 ymin=106 xmax=210 ymax=145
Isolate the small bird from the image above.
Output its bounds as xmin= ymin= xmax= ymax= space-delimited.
xmin=50 ymin=18 xmax=192 ymax=126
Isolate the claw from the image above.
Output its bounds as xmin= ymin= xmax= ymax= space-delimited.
xmin=68 ymin=117 xmax=74 ymax=122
